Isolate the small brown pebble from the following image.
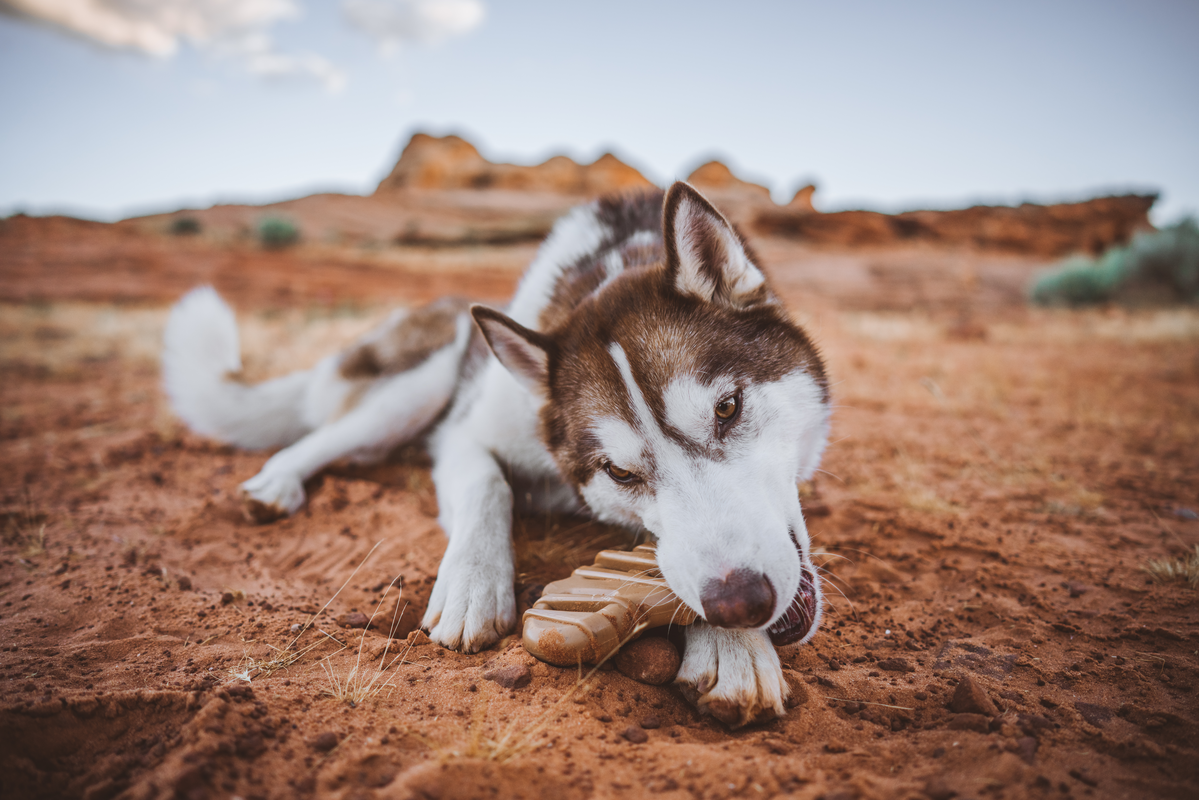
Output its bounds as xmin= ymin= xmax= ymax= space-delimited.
xmin=1013 ymin=736 xmax=1038 ymax=765
xmin=220 ymin=592 xmax=235 ymax=605
xmin=311 ymin=732 xmax=339 ymax=752
xmin=782 ymin=669 xmax=810 ymax=708
xmin=484 ymin=664 xmax=531 ymax=690
xmin=639 ymin=715 xmax=660 ymax=729
xmin=406 ymin=629 xmax=431 ymax=646
xmin=337 ymin=612 xmax=370 ymax=629
xmin=877 ymin=657 xmax=914 ymax=673
xmin=621 ymin=725 xmax=648 ymax=744
xmin=914 ymin=691 xmax=929 ymax=701
xmin=596 ymin=714 xmax=612 ymax=723
xmin=924 ymin=777 xmax=958 ymax=800
xmin=614 ymin=637 xmax=680 ymax=685
xmin=176 ymin=576 xmax=192 ymax=591
xmin=948 ymin=675 xmax=997 ymax=716
xmin=947 ymin=713 xmax=990 ymax=733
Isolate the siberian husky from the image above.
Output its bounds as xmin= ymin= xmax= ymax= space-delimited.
xmin=163 ymin=182 xmax=830 ymax=726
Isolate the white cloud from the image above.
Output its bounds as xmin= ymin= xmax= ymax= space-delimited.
xmin=0 ymin=0 xmax=485 ymax=90
xmin=0 ymin=0 xmax=297 ymax=55
xmin=0 ymin=0 xmax=345 ymax=91
xmin=343 ymin=0 xmax=483 ymax=53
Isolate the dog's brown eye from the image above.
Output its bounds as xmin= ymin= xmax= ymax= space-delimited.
xmin=605 ymin=463 xmax=636 ymax=484
xmin=715 ymin=393 xmax=739 ymax=421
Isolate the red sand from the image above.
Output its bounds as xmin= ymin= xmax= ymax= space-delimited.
xmin=1 ymin=213 xmax=1197 ymax=800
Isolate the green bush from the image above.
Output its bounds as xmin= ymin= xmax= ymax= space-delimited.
xmin=170 ymin=216 xmax=201 ymax=236
xmin=258 ymin=217 xmax=300 ymax=249
xmin=1030 ymin=218 xmax=1199 ymax=306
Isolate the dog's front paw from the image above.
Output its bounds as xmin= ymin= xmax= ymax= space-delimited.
xmin=421 ymin=548 xmax=516 ymax=653
xmin=239 ymin=469 xmax=305 ymax=523
xmin=676 ymin=624 xmax=789 ymax=728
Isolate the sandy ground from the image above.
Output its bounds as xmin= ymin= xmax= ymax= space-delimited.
xmin=1 ymin=214 xmax=1198 ymax=800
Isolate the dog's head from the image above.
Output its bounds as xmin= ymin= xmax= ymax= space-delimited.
xmin=474 ymin=182 xmax=830 ymax=645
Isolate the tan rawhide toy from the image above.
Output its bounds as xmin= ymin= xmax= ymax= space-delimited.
xmin=522 ymin=544 xmax=697 ymax=666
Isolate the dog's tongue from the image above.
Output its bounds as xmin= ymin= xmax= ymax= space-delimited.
xmin=766 ymin=564 xmax=819 ymax=646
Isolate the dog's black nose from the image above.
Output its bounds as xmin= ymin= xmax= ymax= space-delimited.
xmin=700 ymin=569 xmax=776 ymax=628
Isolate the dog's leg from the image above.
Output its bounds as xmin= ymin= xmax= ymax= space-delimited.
xmin=421 ymin=433 xmax=517 ymax=653
xmin=675 ymin=623 xmax=790 ymax=728
xmin=240 ymin=345 xmax=461 ymax=522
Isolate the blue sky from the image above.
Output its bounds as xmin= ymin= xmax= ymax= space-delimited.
xmin=1 ymin=0 xmax=1196 ymax=223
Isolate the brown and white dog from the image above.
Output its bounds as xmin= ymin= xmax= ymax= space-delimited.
xmin=163 ymin=182 xmax=830 ymax=726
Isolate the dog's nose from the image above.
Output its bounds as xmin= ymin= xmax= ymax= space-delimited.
xmin=700 ymin=569 xmax=776 ymax=628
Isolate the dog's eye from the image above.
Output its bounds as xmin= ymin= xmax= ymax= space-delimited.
xmin=715 ymin=393 xmax=740 ymax=422
xmin=604 ymin=462 xmax=636 ymax=484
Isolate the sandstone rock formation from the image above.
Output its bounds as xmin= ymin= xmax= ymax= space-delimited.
xmin=685 ymin=161 xmax=771 ymax=201
xmin=788 ymin=184 xmax=817 ymax=212
xmin=754 ymin=193 xmax=1157 ymax=257
xmin=375 ymin=133 xmax=652 ymax=196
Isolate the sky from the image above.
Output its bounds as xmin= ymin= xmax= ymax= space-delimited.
xmin=1 ymin=0 xmax=1196 ymax=224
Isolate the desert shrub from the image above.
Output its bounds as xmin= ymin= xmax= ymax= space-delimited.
xmin=1030 ymin=218 xmax=1199 ymax=306
xmin=258 ymin=216 xmax=300 ymax=249
xmin=170 ymin=216 xmax=201 ymax=236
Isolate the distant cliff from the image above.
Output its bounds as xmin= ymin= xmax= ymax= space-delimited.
xmin=375 ymin=133 xmax=652 ymax=196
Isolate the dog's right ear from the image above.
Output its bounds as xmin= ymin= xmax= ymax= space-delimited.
xmin=471 ymin=305 xmax=552 ymax=396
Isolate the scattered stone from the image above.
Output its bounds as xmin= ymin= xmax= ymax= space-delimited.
xmin=782 ymin=669 xmax=811 ymax=708
xmin=1066 ymin=582 xmax=1089 ymax=598
xmin=596 ymin=714 xmax=612 ymax=723
xmin=406 ymin=629 xmax=431 ymax=646
xmin=290 ymin=624 xmax=302 ymax=634
xmin=948 ymin=675 xmax=998 ymax=716
xmin=220 ymin=592 xmax=235 ymax=605
xmin=1013 ymin=736 xmax=1038 ymax=765
xmin=1074 ymin=701 xmax=1112 ymax=727
xmin=924 ymin=777 xmax=958 ymax=800
xmin=338 ymin=612 xmax=370 ymax=629
xmin=1017 ymin=713 xmax=1056 ymax=735
xmin=615 ymin=637 xmax=680 ymax=685
xmin=877 ymin=657 xmax=915 ymax=673
xmin=312 ymin=732 xmax=339 ymax=753
xmin=176 ymin=576 xmax=192 ymax=591
xmin=639 ymin=715 xmax=661 ymax=730
xmin=484 ymin=664 xmax=531 ymax=690
xmin=621 ymin=725 xmax=648 ymax=744
xmin=1039 ymin=697 xmax=1058 ymax=709
xmin=947 ymin=713 xmax=990 ymax=733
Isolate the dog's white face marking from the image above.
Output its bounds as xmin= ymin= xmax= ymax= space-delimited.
xmin=578 ymin=342 xmax=828 ymax=631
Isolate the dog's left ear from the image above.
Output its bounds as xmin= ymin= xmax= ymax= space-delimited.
xmin=663 ymin=181 xmax=768 ymax=307
xmin=471 ymin=305 xmax=552 ymax=396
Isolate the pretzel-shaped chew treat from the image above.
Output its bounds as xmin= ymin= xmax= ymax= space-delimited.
xmin=522 ymin=544 xmax=697 ymax=666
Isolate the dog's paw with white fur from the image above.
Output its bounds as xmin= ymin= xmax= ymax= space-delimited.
xmin=239 ymin=469 xmax=305 ymax=523
xmin=422 ymin=548 xmax=516 ymax=653
xmin=676 ymin=624 xmax=789 ymax=728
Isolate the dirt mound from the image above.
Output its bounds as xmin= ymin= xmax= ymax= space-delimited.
xmin=375 ymin=133 xmax=653 ymax=196
xmin=755 ymin=193 xmax=1157 ymax=257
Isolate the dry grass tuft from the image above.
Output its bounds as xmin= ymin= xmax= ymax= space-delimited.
xmin=225 ymin=540 xmax=391 ymax=685
xmin=1143 ymin=546 xmax=1199 ymax=588
xmin=319 ymin=578 xmax=416 ymax=706
xmin=2 ymin=490 xmax=48 ymax=560
xmin=449 ymin=623 xmax=649 ymax=763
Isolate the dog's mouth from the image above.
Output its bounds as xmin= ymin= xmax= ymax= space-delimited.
xmin=766 ymin=563 xmax=819 ymax=646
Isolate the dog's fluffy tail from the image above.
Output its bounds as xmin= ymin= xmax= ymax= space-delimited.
xmin=163 ymin=287 xmax=312 ymax=449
